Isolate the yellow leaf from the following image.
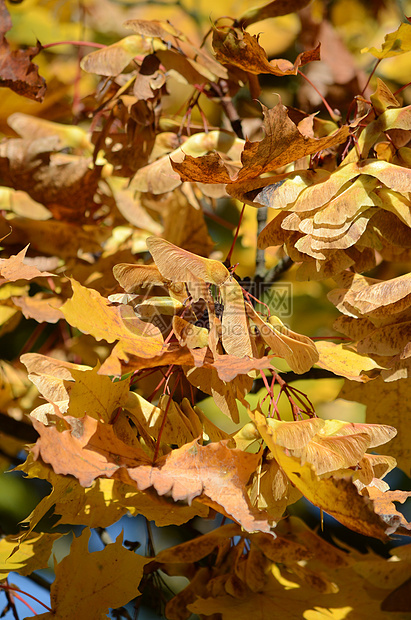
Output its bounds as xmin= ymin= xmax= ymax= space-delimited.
xmin=362 ymin=23 xmax=411 ymax=58
xmin=339 ymin=377 xmax=411 ymax=474
xmin=81 ymin=35 xmax=165 ymax=76
xmin=0 ymin=532 xmax=60 ymax=578
xmin=220 ymin=278 xmax=253 ymax=358
xmin=146 ymin=236 xmax=229 ymax=286
xmin=61 ymin=279 xmax=164 ymax=374
xmin=36 ymin=529 xmax=149 ymax=619
xmin=125 ymin=391 xmax=196 ymax=446
xmin=316 ymin=342 xmax=383 ymax=382
xmin=65 ymin=365 xmax=130 ymax=422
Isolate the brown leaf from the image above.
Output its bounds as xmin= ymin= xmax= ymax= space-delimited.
xmin=127 ymin=439 xmax=272 ymax=534
xmin=0 ymin=218 xmax=110 ymax=259
xmin=156 ymin=523 xmax=241 ymax=563
xmin=113 ymin=263 xmax=169 ymax=292
xmin=0 ymin=35 xmax=46 ymax=102
xmin=236 ymin=103 xmax=349 ymax=182
xmin=0 ymin=138 xmax=103 ymax=217
xmin=171 ymin=151 xmax=233 ymax=184
xmin=364 ymin=487 xmax=411 ymax=536
xmin=30 ymin=413 xmax=149 ymax=487
xmin=11 ymin=294 xmax=63 ymax=323
xmin=0 ymin=245 xmax=55 ymax=282
xmin=212 ymin=27 xmax=320 ymax=77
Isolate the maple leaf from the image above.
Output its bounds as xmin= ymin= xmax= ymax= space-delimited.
xmin=33 ymin=529 xmax=149 ymax=619
xmin=61 ymin=278 xmax=165 ymax=375
xmin=339 ymin=377 xmax=411 ymax=474
xmin=155 ymin=523 xmax=241 ymax=564
xmin=0 ymin=0 xmax=46 ymax=101
xmin=212 ymin=26 xmax=320 ymax=77
xmin=2 ymin=8 xmax=411 ymax=620
xmin=171 ymin=103 xmax=349 ymax=188
xmin=0 ymin=245 xmax=55 ymax=283
xmin=64 ymin=365 xmax=130 ymax=423
xmin=30 ymin=412 xmax=149 ymax=487
xmin=126 ymin=438 xmax=273 ymax=534
xmin=0 ymin=532 xmax=60 ymax=578
xmin=363 ymin=22 xmax=411 ymax=58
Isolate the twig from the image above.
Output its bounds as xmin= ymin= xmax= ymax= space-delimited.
xmin=212 ymin=80 xmax=244 ymax=139
xmin=263 ymin=256 xmax=294 ymax=283
xmin=255 ymin=206 xmax=268 ymax=279
xmin=250 ymin=368 xmax=338 ymax=393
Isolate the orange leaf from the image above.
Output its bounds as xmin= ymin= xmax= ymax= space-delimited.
xmin=127 ymin=439 xmax=272 ymax=534
xmin=0 ymin=245 xmax=55 ymax=282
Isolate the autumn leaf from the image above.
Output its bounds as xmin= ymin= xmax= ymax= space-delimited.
xmin=236 ymin=103 xmax=349 ymax=182
xmin=0 ymin=245 xmax=55 ymax=282
xmin=0 ymin=1 xmax=46 ymax=102
xmin=2 ymin=7 xmax=411 ymax=619
xmin=362 ymin=22 xmax=411 ymax=58
xmin=146 ymin=236 xmax=230 ymax=286
xmin=64 ymin=365 xmax=130 ymax=423
xmin=30 ymin=412 xmax=149 ymax=487
xmin=0 ymin=532 xmax=60 ymax=578
xmin=127 ymin=438 xmax=273 ymax=534
xmin=315 ymin=341 xmax=383 ymax=381
xmin=33 ymin=529 xmax=149 ymax=619
xmin=339 ymin=377 xmax=411 ymax=474
xmin=212 ymin=26 xmax=320 ymax=77
xmin=61 ymin=278 xmax=165 ymax=374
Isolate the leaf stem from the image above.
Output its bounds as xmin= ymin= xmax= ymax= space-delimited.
xmin=361 ymin=58 xmax=381 ymax=96
xmin=393 ymin=81 xmax=411 ymax=96
xmin=1 ymin=584 xmax=52 ymax=612
xmin=41 ymin=40 xmax=106 ymax=50
xmin=297 ymin=69 xmax=337 ymax=121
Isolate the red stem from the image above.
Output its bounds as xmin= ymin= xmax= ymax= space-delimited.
xmin=297 ymin=69 xmax=337 ymax=120
xmin=393 ymin=81 xmax=411 ymax=97
xmin=1 ymin=584 xmax=52 ymax=612
xmin=41 ymin=40 xmax=106 ymax=50
xmin=361 ymin=58 xmax=381 ymax=96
